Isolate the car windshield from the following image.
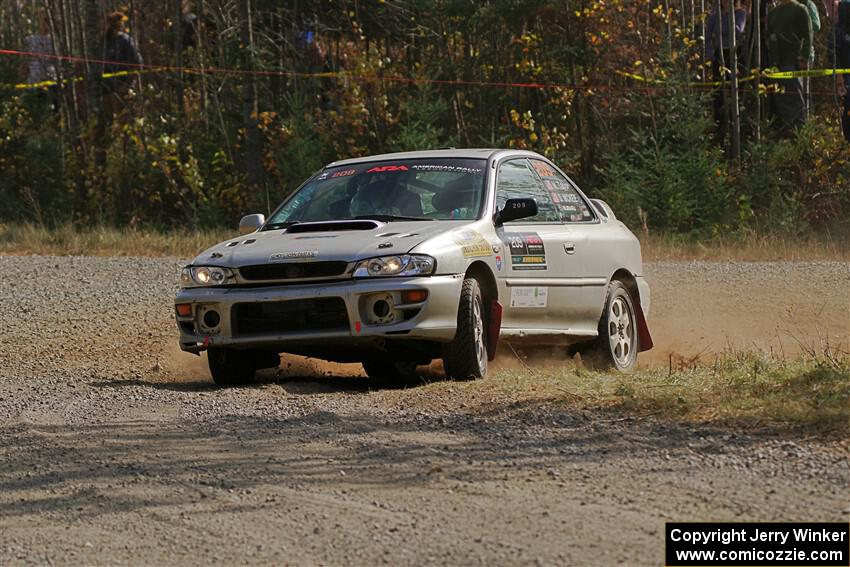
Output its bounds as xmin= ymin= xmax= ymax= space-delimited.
xmin=264 ymin=158 xmax=487 ymax=228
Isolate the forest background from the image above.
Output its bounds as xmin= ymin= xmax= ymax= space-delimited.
xmin=0 ymin=0 xmax=848 ymax=245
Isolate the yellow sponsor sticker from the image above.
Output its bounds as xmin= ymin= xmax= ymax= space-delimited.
xmin=452 ymin=230 xmax=492 ymax=258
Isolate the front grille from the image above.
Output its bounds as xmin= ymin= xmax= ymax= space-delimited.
xmin=239 ymin=261 xmax=349 ymax=281
xmin=232 ymin=298 xmax=349 ymax=336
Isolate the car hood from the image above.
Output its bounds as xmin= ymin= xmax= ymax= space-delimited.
xmin=193 ymin=220 xmax=462 ymax=267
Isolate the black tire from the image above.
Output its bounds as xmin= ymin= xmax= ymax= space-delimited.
xmin=442 ymin=278 xmax=487 ymax=380
xmin=254 ymin=351 xmax=281 ymax=370
xmin=361 ymin=360 xmax=418 ymax=389
xmin=207 ymin=347 xmax=257 ymax=386
xmin=585 ymin=280 xmax=639 ymax=371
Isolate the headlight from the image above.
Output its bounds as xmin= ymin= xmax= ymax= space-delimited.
xmin=180 ymin=266 xmax=234 ymax=288
xmin=353 ymin=255 xmax=436 ymax=278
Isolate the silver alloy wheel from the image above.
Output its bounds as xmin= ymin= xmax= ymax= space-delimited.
xmin=607 ymin=296 xmax=634 ymax=366
xmin=473 ymin=296 xmax=486 ymax=370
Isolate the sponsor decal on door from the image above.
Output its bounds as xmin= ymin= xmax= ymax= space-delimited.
xmin=505 ymin=232 xmax=547 ymax=271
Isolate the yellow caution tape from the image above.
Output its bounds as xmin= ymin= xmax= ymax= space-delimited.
xmin=762 ymin=67 xmax=850 ymax=79
xmin=8 ymin=68 xmax=160 ymax=91
xmin=618 ymin=66 xmax=850 ymax=86
xmin=6 ymin=65 xmax=849 ymax=94
xmin=616 ymin=69 xmax=760 ymax=87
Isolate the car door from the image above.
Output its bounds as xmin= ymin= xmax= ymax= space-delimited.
xmin=526 ymin=158 xmax=609 ymax=334
xmin=494 ymin=158 xmax=587 ymax=332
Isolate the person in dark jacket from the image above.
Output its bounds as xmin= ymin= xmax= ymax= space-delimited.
xmin=766 ymin=0 xmax=813 ymax=133
xmin=102 ymin=12 xmax=143 ymax=118
xmin=828 ymin=0 xmax=850 ymax=140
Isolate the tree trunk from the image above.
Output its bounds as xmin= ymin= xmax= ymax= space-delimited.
xmin=83 ymin=0 xmax=100 ymax=123
xmin=727 ymin=0 xmax=741 ymax=159
xmin=237 ymin=0 xmax=266 ymax=212
xmin=753 ymin=0 xmax=762 ymax=141
xmin=174 ymin=0 xmax=185 ymax=115
xmin=79 ymin=0 xmax=102 ymax=222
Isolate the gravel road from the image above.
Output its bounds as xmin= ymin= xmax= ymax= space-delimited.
xmin=0 ymin=256 xmax=847 ymax=566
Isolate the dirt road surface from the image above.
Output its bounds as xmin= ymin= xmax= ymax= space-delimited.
xmin=0 ymin=257 xmax=847 ymax=566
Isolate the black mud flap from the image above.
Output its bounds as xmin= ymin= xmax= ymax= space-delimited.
xmin=635 ymin=301 xmax=653 ymax=352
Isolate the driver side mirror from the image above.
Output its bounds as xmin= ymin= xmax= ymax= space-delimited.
xmin=239 ymin=213 xmax=265 ymax=234
xmin=494 ymin=198 xmax=538 ymax=226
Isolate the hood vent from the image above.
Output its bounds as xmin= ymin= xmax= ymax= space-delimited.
xmin=286 ymin=220 xmax=382 ymax=234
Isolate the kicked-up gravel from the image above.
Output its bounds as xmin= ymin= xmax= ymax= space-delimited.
xmin=0 ymin=256 xmax=847 ymax=566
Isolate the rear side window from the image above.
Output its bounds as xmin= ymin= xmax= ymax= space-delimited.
xmin=529 ymin=159 xmax=594 ymax=222
xmin=495 ymin=159 xmax=559 ymax=223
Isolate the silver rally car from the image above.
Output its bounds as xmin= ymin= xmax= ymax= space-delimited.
xmin=175 ymin=149 xmax=652 ymax=386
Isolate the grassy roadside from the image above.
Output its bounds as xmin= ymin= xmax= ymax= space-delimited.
xmin=0 ymin=223 xmax=233 ymax=258
xmin=639 ymin=232 xmax=849 ymax=262
xmin=1 ymin=223 xmax=848 ymax=261
xmin=454 ymin=351 xmax=850 ymax=437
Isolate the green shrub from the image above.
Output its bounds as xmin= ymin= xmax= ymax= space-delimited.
xmin=597 ymin=85 xmax=732 ymax=235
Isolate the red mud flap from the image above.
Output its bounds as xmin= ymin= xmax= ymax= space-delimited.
xmin=635 ymin=301 xmax=653 ymax=352
xmin=487 ymin=300 xmax=502 ymax=361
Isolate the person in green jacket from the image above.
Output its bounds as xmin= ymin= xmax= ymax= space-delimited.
xmin=806 ymin=0 xmax=821 ymax=55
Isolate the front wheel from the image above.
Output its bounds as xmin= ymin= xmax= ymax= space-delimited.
xmin=586 ymin=281 xmax=639 ymax=371
xmin=442 ymin=278 xmax=487 ymax=380
xmin=207 ymin=347 xmax=257 ymax=386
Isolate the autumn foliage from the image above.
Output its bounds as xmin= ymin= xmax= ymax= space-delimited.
xmin=0 ymin=0 xmax=847 ymax=238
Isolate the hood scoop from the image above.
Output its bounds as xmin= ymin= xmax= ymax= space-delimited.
xmin=285 ymin=220 xmax=383 ymax=234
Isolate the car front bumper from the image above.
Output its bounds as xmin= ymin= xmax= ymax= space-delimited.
xmin=175 ymin=274 xmax=464 ymax=353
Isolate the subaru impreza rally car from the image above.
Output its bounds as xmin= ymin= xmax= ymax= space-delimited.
xmin=175 ymin=149 xmax=652 ymax=386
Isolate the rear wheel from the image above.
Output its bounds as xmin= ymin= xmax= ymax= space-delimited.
xmin=442 ymin=278 xmax=487 ymax=380
xmin=207 ymin=347 xmax=257 ymax=386
xmin=361 ymin=360 xmax=418 ymax=389
xmin=586 ymin=281 xmax=638 ymax=371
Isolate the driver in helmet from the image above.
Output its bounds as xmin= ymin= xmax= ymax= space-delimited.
xmin=349 ymin=179 xmax=400 ymax=217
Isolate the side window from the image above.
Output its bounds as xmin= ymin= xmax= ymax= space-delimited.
xmin=529 ymin=159 xmax=594 ymax=222
xmin=495 ymin=159 xmax=559 ymax=223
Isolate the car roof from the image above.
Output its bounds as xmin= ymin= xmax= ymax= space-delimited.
xmin=326 ymin=148 xmax=521 ymax=168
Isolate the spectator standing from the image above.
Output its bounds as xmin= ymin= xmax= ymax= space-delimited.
xmin=21 ymin=12 xmax=60 ymax=120
xmin=705 ymin=1 xmax=748 ymax=141
xmin=766 ymin=0 xmax=813 ymax=133
xmin=828 ymin=0 xmax=850 ymax=140
xmin=23 ymin=13 xmax=57 ymax=86
xmin=102 ymin=12 xmax=143 ymax=119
